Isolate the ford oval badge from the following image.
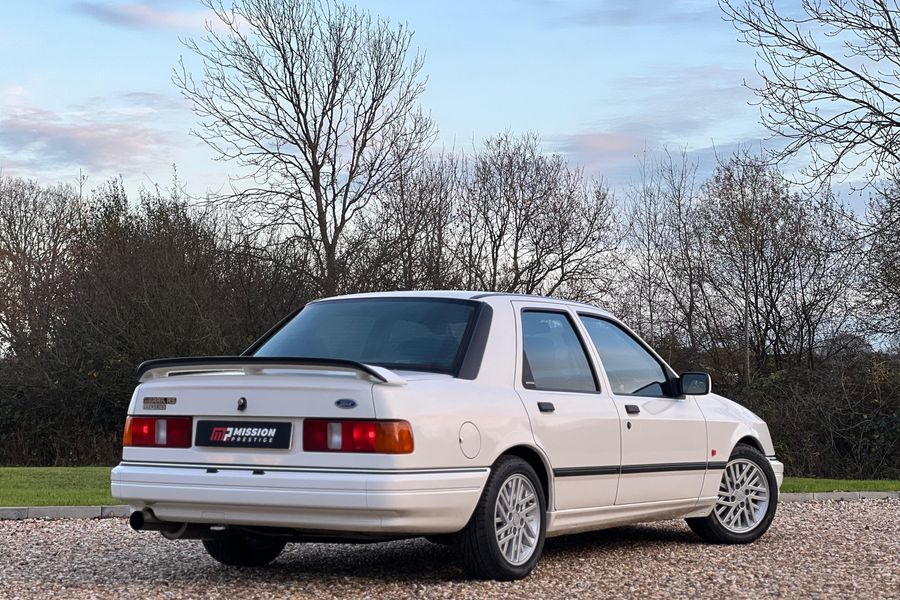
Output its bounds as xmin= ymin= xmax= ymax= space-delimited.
xmin=335 ymin=398 xmax=357 ymax=409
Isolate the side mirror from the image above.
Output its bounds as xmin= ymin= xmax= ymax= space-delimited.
xmin=679 ymin=372 xmax=711 ymax=396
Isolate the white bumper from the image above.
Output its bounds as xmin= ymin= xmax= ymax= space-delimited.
xmin=111 ymin=462 xmax=489 ymax=534
xmin=769 ymin=458 xmax=784 ymax=491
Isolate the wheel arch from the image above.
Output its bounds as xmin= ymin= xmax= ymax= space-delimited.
xmin=497 ymin=444 xmax=553 ymax=510
xmin=734 ymin=435 xmax=765 ymax=455
xmin=720 ymin=421 xmax=776 ymax=459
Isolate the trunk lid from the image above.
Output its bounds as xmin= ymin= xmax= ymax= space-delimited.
xmin=123 ymin=367 xmax=384 ymax=468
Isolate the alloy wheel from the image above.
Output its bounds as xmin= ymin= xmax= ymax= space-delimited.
xmin=714 ymin=458 xmax=770 ymax=533
xmin=493 ymin=473 xmax=540 ymax=565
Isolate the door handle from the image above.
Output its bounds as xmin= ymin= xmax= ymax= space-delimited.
xmin=625 ymin=404 xmax=640 ymax=415
xmin=537 ymin=402 xmax=555 ymax=413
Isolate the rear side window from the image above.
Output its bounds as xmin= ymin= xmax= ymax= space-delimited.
xmin=521 ymin=311 xmax=597 ymax=393
xmin=254 ymin=299 xmax=477 ymax=374
xmin=579 ymin=316 xmax=668 ymax=397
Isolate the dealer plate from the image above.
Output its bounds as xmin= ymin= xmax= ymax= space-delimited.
xmin=195 ymin=420 xmax=292 ymax=449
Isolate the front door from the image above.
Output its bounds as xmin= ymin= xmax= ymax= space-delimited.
xmin=513 ymin=303 xmax=621 ymax=511
xmin=578 ymin=314 xmax=708 ymax=505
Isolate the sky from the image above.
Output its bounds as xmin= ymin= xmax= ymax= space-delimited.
xmin=0 ymin=0 xmax=783 ymax=197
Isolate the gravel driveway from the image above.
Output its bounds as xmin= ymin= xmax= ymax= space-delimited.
xmin=1 ymin=499 xmax=897 ymax=599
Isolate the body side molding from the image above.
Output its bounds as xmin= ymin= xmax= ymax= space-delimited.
xmin=553 ymin=461 xmax=727 ymax=477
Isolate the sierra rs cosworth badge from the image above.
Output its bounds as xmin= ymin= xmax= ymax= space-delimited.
xmin=143 ymin=396 xmax=176 ymax=410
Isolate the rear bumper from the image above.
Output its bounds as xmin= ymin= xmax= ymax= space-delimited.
xmin=111 ymin=462 xmax=489 ymax=534
xmin=769 ymin=457 xmax=784 ymax=491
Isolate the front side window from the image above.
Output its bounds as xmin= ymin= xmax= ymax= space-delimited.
xmin=579 ymin=316 xmax=669 ymax=397
xmin=521 ymin=311 xmax=597 ymax=393
xmin=254 ymin=299 xmax=477 ymax=374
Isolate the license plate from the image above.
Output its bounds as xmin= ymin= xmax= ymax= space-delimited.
xmin=195 ymin=420 xmax=292 ymax=449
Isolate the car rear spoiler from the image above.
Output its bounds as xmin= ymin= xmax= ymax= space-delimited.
xmin=135 ymin=356 xmax=407 ymax=386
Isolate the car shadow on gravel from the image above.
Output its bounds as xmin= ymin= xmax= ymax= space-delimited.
xmin=543 ymin=522 xmax=702 ymax=555
xmin=175 ymin=522 xmax=701 ymax=583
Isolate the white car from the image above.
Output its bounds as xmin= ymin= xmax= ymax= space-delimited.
xmin=112 ymin=291 xmax=783 ymax=580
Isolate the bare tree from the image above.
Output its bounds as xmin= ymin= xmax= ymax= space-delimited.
xmin=458 ymin=133 xmax=617 ymax=299
xmin=615 ymin=150 xmax=861 ymax=383
xmin=613 ymin=150 xmax=724 ymax=367
xmin=614 ymin=151 xmax=675 ymax=346
xmin=698 ymin=152 xmax=863 ymax=381
xmin=361 ymin=153 xmax=464 ymax=291
xmin=0 ymin=177 xmax=82 ymax=357
xmin=652 ymin=153 xmax=717 ymax=364
xmin=721 ymin=0 xmax=900 ymax=336
xmin=786 ymin=190 xmax=863 ymax=363
xmin=721 ymin=0 xmax=900 ymax=186
xmin=702 ymin=153 xmax=802 ymax=381
xmin=176 ymin=0 xmax=435 ymax=295
xmin=863 ymin=179 xmax=900 ymax=335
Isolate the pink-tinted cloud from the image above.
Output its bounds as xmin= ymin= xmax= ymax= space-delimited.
xmin=0 ymin=94 xmax=179 ymax=173
xmin=70 ymin=2 xmax=213 ymax=31
xmin=554 ymin=131 xmax=648 ymax=176
xmin=549 ymin=62 xmax=765 ymax=184
xmin=554 ymin=130 xmax=779 ymax=188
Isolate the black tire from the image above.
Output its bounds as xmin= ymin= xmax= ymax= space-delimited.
xmin=454 ymin=455 xmax=547 ymax=580
xmin=202 ymin=535 xmax=287 ymax=567
xmin=687 ymin=443 xmax=778 ymax=544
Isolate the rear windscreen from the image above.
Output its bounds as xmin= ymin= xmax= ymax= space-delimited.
xmin=253 ymin=298 xmax=479 ymax=374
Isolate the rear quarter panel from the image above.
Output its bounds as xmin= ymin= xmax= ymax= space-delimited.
xmin=372 ymin=379 xmax=534 ymax=470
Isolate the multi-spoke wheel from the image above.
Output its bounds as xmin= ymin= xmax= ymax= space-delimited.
xmin=494 ymin=474 xmax=540 ymax=565
xmin=687 ymin=443 xmax=778 ymax=544
xmin=455 ymin=456 xmax=547 ymax=580
xmin=714 ymin=458 xmax=770 ymax=533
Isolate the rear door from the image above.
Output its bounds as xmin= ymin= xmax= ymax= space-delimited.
xmin=578 ymin=314 xmax=707 ymax=505
xmin=513 ymin=302 xmax=621 ymax=511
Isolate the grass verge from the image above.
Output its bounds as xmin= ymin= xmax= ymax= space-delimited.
xmin=780 ymin=477 xmax=900 ymax=494
xmin=0 ymin=467 xmax=116 ymax=507
xmin=0 ymin=468 xmax=898 ymax=507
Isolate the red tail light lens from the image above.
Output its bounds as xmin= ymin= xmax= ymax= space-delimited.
xmin=303 ymin=419 xmax=413 ymax=454
xmin=123 ymin=416 xmax=193 ymax=448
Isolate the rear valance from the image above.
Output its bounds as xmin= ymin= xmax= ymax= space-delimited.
xmin=135 ymin=356 xmax=407 ymax=386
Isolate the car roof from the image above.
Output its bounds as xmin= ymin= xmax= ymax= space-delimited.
xmin=314 ymin=290 xmax=614 ymax=317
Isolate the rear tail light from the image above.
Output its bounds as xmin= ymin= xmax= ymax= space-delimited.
xmin=123 ymin=416 xmax=193 ymax=448
xmin=303 ymin=419 xmax=413 ymax=454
